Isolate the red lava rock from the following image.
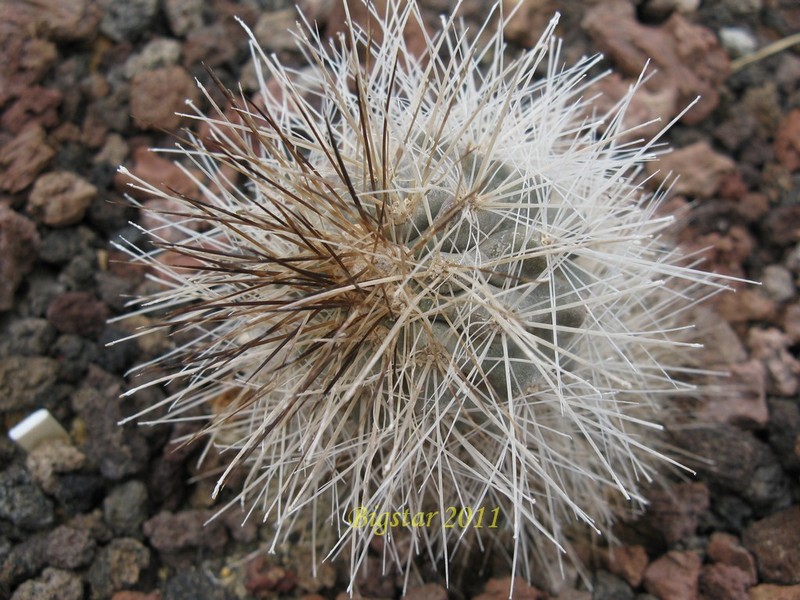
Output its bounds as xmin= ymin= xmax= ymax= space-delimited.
xmin=582 ymin=1 xmax=729 ymax=124
xmin=246 ymin=556 xmax=298 ymax=596
xmin=0 ymin=30 xmax=58 ymax=106
xmin=46 ymin=291 xmax=110 ymax=339
xmin=401 ymin=583 xmax=448 ymax=600
xmin=747 ymin=328 xmax=800 ymax=397
xmin=749 ymin=584 xmax=800 ymax=600
xmin=17 ymin=0 xmax=102 ymax=42
xmin=698 ymin=359 xmax=768 ymax=428
xmin=775 ymin=109 xmax=800 ymax=172
xmin=643 ymin=550 xmax=702 ymax=600
xmin=130 ymin=66 xmax=199 ymax=131
xmin=707 ymin=532 xmax=757 ymax=584
xmin=597 ymin=545 xmax=649 ymax=588
xmin=646 ymin=140 xmax=736 ymax=198
xmin=143 ymin=509 xmax=229 ymax=552
xmin=743 ymin=505 xmax=800 ymax=585
xmin=27 ymin=171 xmax=97 ymax=227
xmin=473 ymin=576 xmax=546 ymax=600
xmin=645 ymin=482 xmax=709 ymax=546
xmin=761 ymin=205 xmax=800 ymax=248
xmin=784 ymin=303 xmax=800 ymax=344
xmin=699 ymin=563 xmax=752 ymax=600
xmin=585 ymin=72 xmax=677 ymax=142
xmin=715 ymin=289 xmax=777 ymax=324
xmin=0 ymin=204 xmax=40 ymax=311
xmin=1 ymin=86 xmax=62 ymax=134
xmin=502 ymin=0 xmax=558 ymax=47
xmin=111 ymin=592 xmax=162 ymax=600
xmin=116 ymin=146 xmax=200 ymax=200
xmin=0 ymin=124 xmax=55 ymax=193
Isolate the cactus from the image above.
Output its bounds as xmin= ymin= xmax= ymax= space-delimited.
xmin=116 ymin=0 xmax=730 ymax=591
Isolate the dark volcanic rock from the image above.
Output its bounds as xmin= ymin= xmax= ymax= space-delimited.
xmin=87 ymin=537 xmax=151 ymax=599
xmin=10 ymin=567 xmax=83 ymax=600
xmin=0 ymin=466 xmax=54 ymax=530
xmin=744 ymin=505 xmax=800 ymax=585
xmin=143 ymin=509 xmax=228 ymax=552
xmin=104 ymin=480 xmax=148 ymax=537
xmin=0 ymin=318 xmax=56 ymax=357
xmin=44 ymin=525 xmax=96 ymax=569
xmin=0 ymin=205 xmax=40 ymax=311
xmin=163 ymin=568 xmax=236 ymax=600
xmin=46 ymin=291 xmax=110 ymax=339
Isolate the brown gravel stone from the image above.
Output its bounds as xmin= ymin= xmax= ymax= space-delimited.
xmin=87 ymin=538 xmax=151 ymax=599
xmin=715 ymin=289 xmax=777 ymax=324
xmin=25 ymin=438 xmax=86 ymax=495
xmin=473 ymin=576 xmax=546 ymax=600
xmin=775 ymin=109 xmax=800 ymax=172
xmin=0 ymin=204 xmax=40 ymax=311
xmin=1 ymin=87 xmax=62 ymax=134
xmin=708 ymin=532 xmax=757 ymax=583
xmin=130 ymin=66 xmax=199 ymax=131
xmin=743 ymin=505 xmax=800 ymax=585
xmin=112 ymin=593 xmax=162 ymax=600
xmin=116 ymin=146 xmax=200 ymax=200
xmin=10 ymin=567 xmax=82 ymax=600
xmin=597 ymin=545 xmax=649 ymax=588
xmin=402 ymin=583 xmax=448 ymax=600
xmin=46 ymin=291 xmax=110 ymax=339
xmin=0 ymin=124 xmax=55 ymax=193
xmin=0 ymin=31 xmax=57 ymax=107
xmin=749 ymin=584 xmax=800 ymax=600
xmin=646 ymin=140 xmax=736 ymax=198
xmin=582 ymin=1 xmax=728 ymax=124
xmin=643 ymin=551 xmax=702 ymax=600
xmin=699 ymin=563 xmax=751 ymax=600
xmin=761 ymin=206 xmax=800 ymax=248
xmin=747 ymin=328 xmax=800 ymax=397
xmin=28 ymin=171 xmax=97 ymax=227
xmin=44 ymin=525 xmax=96 ymax=569
xmin=18 ymin=0 xmax=102 ymax=42
xmin=143 ymin=509 xmax=229 ymax=552
xmin=645 ymin=482 xmax=709 ymax=546
xmin=502 ymin=0 xmax=558 ymax=47
xmin=697 ymin=359 xmax=768 ymax=428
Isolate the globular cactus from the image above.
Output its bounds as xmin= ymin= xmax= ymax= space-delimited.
xmin=117 ymin=0 xmax=729 ymax=591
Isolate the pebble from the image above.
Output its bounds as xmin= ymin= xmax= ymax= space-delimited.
xmin=596 ymin=545 xmax=649 ymax=588
xmin=27 ymin=171 xmax=97 ymax=227
xmin=401 ymin=583 xmax=448 ymax=600
xmin=0 ymin=355 xmax=59 ymax=413
xmin=743 ymin=505 xmax=800 ymax=584
xmin=117 ymin=146 xmax=200 ymax=201
xmin=761 ymin=206 xmax=800 ymax=248
xmin=642 ymin=551 xmax=701 ymax=600
xmin=163 ymin=568 xmax=236 ymax=600
xmin=748 ymin=328 xmax=800 ymax=397
xmin=582 ymin=3 xmax=729 ymax=124
xmin=10 ymin=567 xmax=83 ymax=600
xmin=164 ymin=0 xmax=205 ymax=37
xmin=698 ymin=563 xmax=751 ymax=600
xmin=749 ymin=584 xmax=800 ymax=600
xmin=245 ymin=557 xmax=297 ymax=595
xmin=670 ymin=425 xmax=792 ymax=514
xmin=698 ymin=359 xmax=768 ymax=428
xmin=20 ymin=0 xmax=102 ymax=42
xmin=124 ymin=38 xmax=183 ymax=79
xmin=130 ymin=66 xmax=199 ymax=131
xmin=25 ymin=438 xmax=86 ymax=494
xmin=104 ymin=480 xmax=149 ymax=537
xmin=0 ymin=124 xmax=55 ymax=194
xmin=592 ymin=570 xmax=634 ymax=600
xmin=646 ymin=140 xmax=736 ymax=198
xmin=473 ymin=576 xmax=546 ymax=600
xmin=0 ymin=466 xmax=54 ymax=530
xmin=100 ymin=0 xmax=159 ymax=42
xmin=762 ymin=265 xmax=796 ymax=303
xmin=707 ymin=532 xmax=757 ymax=582
xmin=1 ymin=86 xmax=62 ymax=135
xmin=143 ymin=509 xmax=229 ymax=552
xmin=46 ymin=291 xmax=110 ymax=339
xmin=44 ymin=525 xmax=96 ymax=569
xmin=767 ymin=398 xmax=800 ymax=472
xmin=644 ymin=482 xmax=709 ymax=546
xmin=254 ymin=9 xmax=300 ymax=51
xmin=72 ymin=378 xmax=150 ymax=480
xmin=50 ymin=333 xmax=99 ymax=383
xmin=51 ymin=471 xmax=106 ymax=515
xmin=87 ymin=538 xmax=151 ymax=599
xmin=38 ymin=226 xmax=98 ymax=265
xmin=0 ymin=318 xmax=56 ymax=357
xmin=0 ymin=205 xmax=40 ymax=311
xmin=719 ymin=26 xmax=758 ymax=58
xmin=0 ymin=33 xmax=57 ymax=107
xmin=774 ymin=110 xmax=800 ymax=172
xmin=0 ymin=532 xmax=49 ymax=591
